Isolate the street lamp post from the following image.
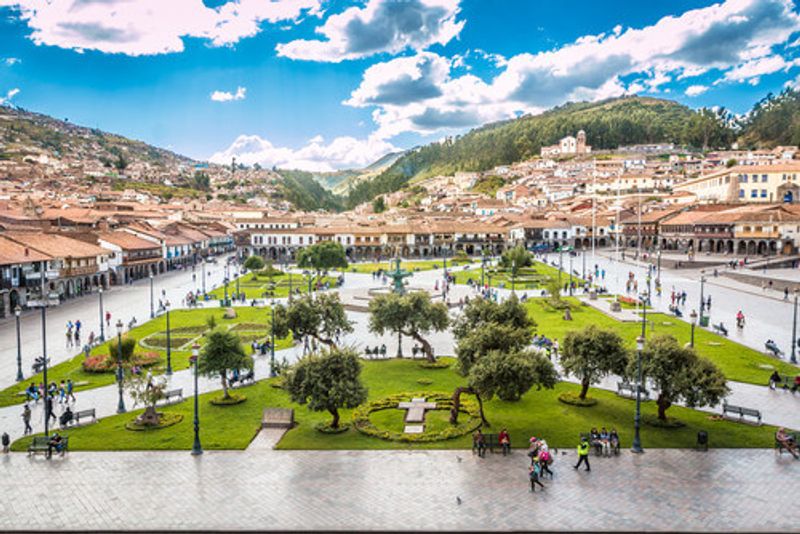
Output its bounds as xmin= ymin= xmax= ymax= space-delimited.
xmin=699 ymin=271 xmax=706 ymax=322
xmin=558 ymin=246 xmax=563 ymax=285
xmin=632 ymin=335 xmax=645 ymax=453
xmin=40 ymin=303 xmax=51 ymax=438
xmin=236 ymin=267 xmax=240 ymax=298
xmin=582 ymin=248 xmax=586 ymax=281
xmin=223 ymin=262 xmax=230 ymax=306
xmin=98 ymin=287 xmax=105 ymax=342
xmin=115 ymin=319 xmax=126 ymax=414
xmin=656 ymin=250 xmax=662 ymax=287
xmin=481 ymin=253 xmax=486 ymax=289
xmin=165 ymin=300 xmax=173 ymax=375
xmin=270 ymin=298 xmax=277 ymax=377
xmin=191 ymin=343 xmax=203 ymax=456
xmin=690 ymin=309 xmax=698 ymax=348
xmin=14 ymin=306 xmax=23 ymax=382
xmin=149 ymin=273 xmax=155 ymax=319
xmin=791 ymin=289 xmax=799 ymax=364
xmin=568 ymin=252 xmax=574 ymax=295
xmin=201 ymin=260 xmax=206 ymax=296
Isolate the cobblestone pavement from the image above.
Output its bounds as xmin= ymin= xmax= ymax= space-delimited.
xmin=0 ymin=448 xmax=797 ymax=531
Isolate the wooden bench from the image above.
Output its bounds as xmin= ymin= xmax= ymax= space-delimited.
xmin=472 ymin=433 xmax=502 ymax=454
xmin=158 ymin=388 xmax=184 ymax=406
xmin=722 ymin=402 xmax=762 ymax=424
xmin=28 ymin=436 xmax=69 ymax=458
xmin=617 ymin=381 xmax=650 ymax=401
xmin=73 ymin=408 xmax=96 ymax=426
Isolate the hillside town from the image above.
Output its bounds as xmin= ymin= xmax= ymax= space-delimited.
xmin=1 ymin=127 xmax=799 ymax=319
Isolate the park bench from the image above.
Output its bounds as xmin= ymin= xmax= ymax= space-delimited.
xmin=73 ymin=408 xmax=96 ymax=426
xmin=712 ymin=323 xmax=728 ymax=337
xmin=158 ymin=388 xmax=184 ymax=406
xmin=722 ymin=401 xmax=762 ymax=424
xmin=775 ymin=431 xmax=800 ymax=456
xmin=28 ymin=436 xmax=69 ymax=458
xmin=472 ymin=433 xmax=502 ymax=454
xmin=617 ymin=381 xmax=650 ymax=401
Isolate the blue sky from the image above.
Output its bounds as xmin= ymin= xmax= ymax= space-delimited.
xmin=1 ymin=0 xmax=800 ymax=171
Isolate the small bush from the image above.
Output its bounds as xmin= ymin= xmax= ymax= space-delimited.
xmin=210 ymin=393 xmax=246 ymax=406
xmin=314 ymin=422 xmax=350 ymax=434
xmin=418 ymin=360 xmax=450 ymax=370
xmin=643 ymin=415 xmax=686 ymax=428
xmin=125 ymin=412 xmax=183 ymax=431
xmin=417 ymin=378 xmax=433 ymax=385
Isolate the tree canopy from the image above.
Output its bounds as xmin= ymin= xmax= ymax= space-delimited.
xmin=500 ymin=245 xmax=532 ymax=291
xmin=285 ymin=347 xmax=367 ymax=428
xmin=631 ymin=334 xmax=729 ymax=421
xmin=560 ymin=326 xmax=629 ymax=399
xmin=243 ymin=255 xmax=265 ymax=272
xmin=274 ymin=293 xmax=353 ymax=350
xmin=368 ymin=291 xmax=449 ymax=362
xmin=198 ymin=329 xmax=253 ymax=400
xmin=296 ymin=241 xmax=348 ymax=277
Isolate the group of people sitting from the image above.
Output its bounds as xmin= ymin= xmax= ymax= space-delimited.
xmin=588 ymin=427 xmax=620 ymax=457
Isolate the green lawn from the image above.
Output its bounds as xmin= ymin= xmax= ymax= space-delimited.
xmin=0 ymin=307 xmax=293 ymax=408
xmin=208 ymin=272 xmax=338 ymax=300
xmin=12 ymin=358 xmax=782 ymax=452
xmin=526 ymin=297 xmax=799 ymax=386
xmin=454 ymin=260 xmax=585 ymax=290
xmin=348 ymin=259 xmax=474 ymax=274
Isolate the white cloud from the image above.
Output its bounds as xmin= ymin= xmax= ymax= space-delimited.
xmin=210 ymin=86 xmax=246 ymax=102
xmin=685 ymin=84 xmax=709 ymax=96
xmin=276 ymin=0 xmax=463 ymax=62
xmin=346 ymin=0 xmax=800 ymax=138
xmin=0 ymin=87 xmax=20 ymax=105
xmin=722 ymin=54 xmax=799 ymax=83
xmin=4 ymin=57 xmax=20 ymax=66
xmin=210 ymin=134 xmax=399 ymax=172
xmin=0 ymin=0 xmax=321 ymax=56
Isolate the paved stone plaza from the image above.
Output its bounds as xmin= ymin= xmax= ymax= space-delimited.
xmin=0 ymin=448 xmax=797 ymax=531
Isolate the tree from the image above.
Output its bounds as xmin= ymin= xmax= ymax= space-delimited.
xmin=198 ymin=329 xmax=253 ymax=400
xmin=368 ymin=291 xmax=449 ymax=362
xmin=450 ymin=295 xmax=551 ymax=424
xmin=297 ymin=241 xmax=348 ymax=281
xmin=109 ymin=336 xmax=136 ymax=362
xmin=193 ymin=171 xmax=211 ymax=191
xmin=273 ymin=293 xmax=353 ymax=350
xmin=560 ymin=326 xmax=629 ymax=400
xmin=243 ymin=255 xmax=265 ymax=272
xmin=372 ymin=196 xmax=386 ymax=213
xmin=285 ymin=347 xmax=367 ymax=428
xmin=631 ymin=334 xmax=729 ymax=421
xmin=127 ymin=373 xmax=168 ymax=426
xmin=500 ymin=245 xmax=532 ymax=292
xmin=468 ymin=349 xmax=557 ymax=417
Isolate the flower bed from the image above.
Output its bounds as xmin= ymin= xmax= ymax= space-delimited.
xmin=352 ymin=392 xmax=481 ymax=443
xmin=171 ymin=326 xmax=208 ymax=335
xmin=82 ymin=352 xmax=161 ymax=373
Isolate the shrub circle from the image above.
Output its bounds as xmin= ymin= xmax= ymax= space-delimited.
xmin=558 ymin=392 xmax=598 ymax=407
xmin=418 ymin=360 xmax=450 ymax=370
xmin=352 ymin=391 xmax=481 ymax=443
xmin=210 ymin=393 xmax=247 ymax=406
xmin=314 ymin=422 xmax=350 ymax=434
xmin=643 ymin=415 xmax=686 ymax=428
xmin=416 ymin=378 xmax=433 ymax=385
xmin=125 ymin=412 xmax=183 ymax=431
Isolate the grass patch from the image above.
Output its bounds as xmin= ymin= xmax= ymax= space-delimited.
xmin=0 ymin=307 xmax=293 ymax=408
xmin=453 ymin=260 xmax=585 ymax=290
xmin=208 ymin=273 xmax=337 ymax=300
xmin=525 ymin=297 xmax=799 ymax=386
xmin=12 ymin=358 xmax=783 ymax=452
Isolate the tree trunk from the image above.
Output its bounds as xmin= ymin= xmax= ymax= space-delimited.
xmin=475 ymin=392 xmax=489 ymax=427
xmin=410 ymin=331 xmax=435 ymax=363
xmin=329 ymin=407 xmax=340 ymax=428
xmin=221 ymin=373 xmax=230 ymax=399
xmin=657 ymin=394 xmax=671 ymax=421
xmin=450 ymin=386 xmax=469 ymax=424
xmin=579 ymin=378 xmax=590 ymax=400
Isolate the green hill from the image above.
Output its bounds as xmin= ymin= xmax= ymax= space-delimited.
xmin=738 ymin=88 xmax=800 ymax=148
xmin=345 ymin=96 xmax=735 ymax=208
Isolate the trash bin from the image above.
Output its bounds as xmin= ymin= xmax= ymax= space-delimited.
xmin=696 ymin=430 xmax=708 ymax=451
xmin=699 ymin=316 xmax=710 ymax=328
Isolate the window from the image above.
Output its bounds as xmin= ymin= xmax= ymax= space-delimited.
xmin=739 ymin=189 xmax=745 ymax=198
xmin=762 ymin=174 xmax=768 ymax=182
xmin=725 ymin=176 xmax=730 ymax=184
xmin=761 ymin=189 xmax=767 ymax=198
xmin=740 ymin=175 xmax=747 ymax=183
xmin=751 ymin=189 xmax=758 ymax=198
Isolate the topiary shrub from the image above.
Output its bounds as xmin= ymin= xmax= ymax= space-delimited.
xmin=210 ymin=392 xmax=247 ymax=406
xmin=418 ymin=360 xmax=450 ymax=370
xmin=314 ymin=422 xmax=350 ymax=434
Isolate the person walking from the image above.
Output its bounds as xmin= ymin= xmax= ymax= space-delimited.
xmin=22 ymin=404 xmax=32 ymax=435
xmin=573 ymin=437 xmax=591 ymax=471
xmin=529 ymin=459 xmax=545 ymax=492
xmin=66 ymin=379 xmax=76 ymax=403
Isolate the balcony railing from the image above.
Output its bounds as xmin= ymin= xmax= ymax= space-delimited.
xmin=735 ymin=231 xmax=781 ymax=239
xmin=60 ymin=265 xmax=98 ymax=278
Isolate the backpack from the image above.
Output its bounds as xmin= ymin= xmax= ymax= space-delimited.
xmin=539 ymin=450 xmax=551 ymax=463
